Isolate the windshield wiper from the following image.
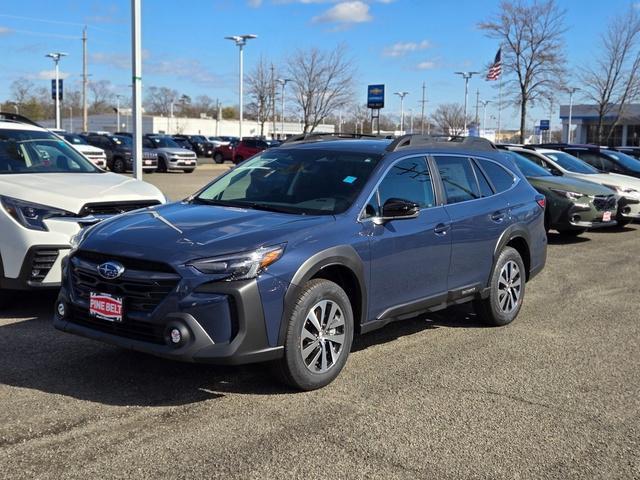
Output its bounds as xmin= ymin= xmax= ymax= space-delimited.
xmin=193 ymin=197 xmax=298 ymax=214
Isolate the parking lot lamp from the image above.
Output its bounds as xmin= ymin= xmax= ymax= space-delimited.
xmin=454 ymin=71 xmax=479 ymax=133
xmin=277 ymin=78 xmax=291 ymax=138
xmin=224 ymin=34 xmax=258 ymax=139
xmin=394 ymin=91 xmax=409 ymax=133
xmin=45 ymin=52 xmax=67 ymax=129
xmin=567 ymin=87 xmax=580 ymax=143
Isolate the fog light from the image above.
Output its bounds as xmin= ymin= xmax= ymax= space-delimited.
xmin=170 ymin=328 xmax=182 ymax=344
xmin=571 ymin=214 xmax=581 ymax=223
xmin=31 ymin=269 xmax=41 ymax=278
xmin=57 ymin=302 xmax=66 ymax=317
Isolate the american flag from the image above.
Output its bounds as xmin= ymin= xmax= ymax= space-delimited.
xmin=486 ymin=48 xmax=502 ymax=81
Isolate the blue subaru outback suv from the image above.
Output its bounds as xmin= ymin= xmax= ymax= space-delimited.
xmin=55 ymin=134 xmax=547 ymax=390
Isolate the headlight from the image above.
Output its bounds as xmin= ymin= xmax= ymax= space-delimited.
xmin=188 ymin=244 xmax=285 ymax=281
xmin=550 ymin=189 xmax=583 ymax=201
xmin=603 ymin=184 xmax=639 ymax=196
xmin=0 ymin=196 xmax=74 ymax=231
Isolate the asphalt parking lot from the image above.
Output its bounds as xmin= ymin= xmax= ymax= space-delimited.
xmin=1 ymin=168 xmax=639 ymax=479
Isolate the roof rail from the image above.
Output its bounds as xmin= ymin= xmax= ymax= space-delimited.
xmin=386 ymin=134 xmax=497 ymax=152
xmin=0 ymin=112 xmax=42 ymax=128
xmin=281 ymin=132 xmax=391 ymax=145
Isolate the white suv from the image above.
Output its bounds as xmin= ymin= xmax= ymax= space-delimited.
xmin=0 ymin=113 xmax=166 ymax=308
xmin=60 ymin=133 xmax=108 ymax=168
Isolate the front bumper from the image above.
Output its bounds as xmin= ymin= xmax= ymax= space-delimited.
xmin=54 ymin=255 xmax=283 ymax=365
xmin=168 ymin=158 xmax=198 ymax=170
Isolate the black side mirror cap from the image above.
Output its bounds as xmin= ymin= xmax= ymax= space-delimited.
xmin=374 ymin=198 xmax=420 ymax=224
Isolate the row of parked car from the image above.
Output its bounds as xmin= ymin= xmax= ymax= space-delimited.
xmin=3 ymin=110 xmax=640 ymax=390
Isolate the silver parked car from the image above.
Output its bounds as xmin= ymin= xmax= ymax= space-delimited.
xmin=143 ymin=135 xmax=198 ymax=173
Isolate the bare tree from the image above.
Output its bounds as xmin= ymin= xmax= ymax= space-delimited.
xmin=144 ymin=86 xmax=179 ymax=116
xmin=287 ymin=44 xmax=355 ymax=133
xmin=246 ymin=57 xmax=276 ymax=136
xmin=88 ymin=80 xmax=116 ymax=114
xmin=480 ymin=0 xmax=567 ymax=143
xmin=9 ymin=78 xmax=36 ymax=105
xmin=580 ymin=6 xmax=640 ymax=144
xmin=431 ymin=103 xmax=473 ymax=136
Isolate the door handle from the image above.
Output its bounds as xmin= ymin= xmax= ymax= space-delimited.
xmin=491 ymin=212 xmax=506 ymax=223
xmin=434 ymin=223 xmax=450 ymax=235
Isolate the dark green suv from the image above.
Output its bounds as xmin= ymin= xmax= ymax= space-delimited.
xmin=507 ymin=151 xmax=618 ymax=236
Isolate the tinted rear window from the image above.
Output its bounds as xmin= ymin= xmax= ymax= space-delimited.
xmin=477 ymin=159 xmax=516 ymax=193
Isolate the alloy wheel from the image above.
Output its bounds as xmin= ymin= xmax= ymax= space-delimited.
xmin=497 ymin=260 xmax=522 ymax=313
xmin=300 ymin=300 xmax=345 ymax=374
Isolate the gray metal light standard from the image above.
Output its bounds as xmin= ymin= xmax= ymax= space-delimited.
xmin=115 ymin=94 xmax=122 ymax=131
xmin=277 ymin=78 xmax=291 ymax=138
xmin=394 ymin=91 xmax=409 ymax=133
xmin=454 ymin=71 xmax=479 ymax=133
xmin=45 ymin=52 xmax=67 ymax=129
xmin=224 ymin=34 xmax=257 ymax=140
xmin=131 ymin=0 xmax=143 ymax=179
xmin=567 ymin=87 xmax=580 ymax=143
xmin=480 ymin=100 xmax=491 ymax=134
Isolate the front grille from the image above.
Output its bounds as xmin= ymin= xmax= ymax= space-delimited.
xmin=593 ymin=195 xmax=617 ymax=211
xmin=79 ymin=201 xmax=160 ymax=216
xmin=30 ymin=248 xmax=60 ymax=282
xmin=68 ymin=306 xmax=165 ymax=345
xmin=176 ymin=153 xmax=196 ymax=159
xmin=70 ymin=251 xmax=180 ymax=313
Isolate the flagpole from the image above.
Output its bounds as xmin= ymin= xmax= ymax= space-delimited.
xmin=497 ymin=78 xmax=502 ymax=141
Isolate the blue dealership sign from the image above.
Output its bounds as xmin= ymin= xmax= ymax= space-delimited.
xmin=367 ymin=84 xmax=385 ymax=109
xmin=539 ymin=119 xmax=550 ymax=131
xmin=51 ymin=79 xmax=63 ymax=101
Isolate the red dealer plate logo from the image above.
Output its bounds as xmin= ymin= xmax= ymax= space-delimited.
xmin=89 ymin=292 xmax=123 ymax=322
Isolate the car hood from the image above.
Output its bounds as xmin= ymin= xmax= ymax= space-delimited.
xmin=0 ymin=173 xmax=166 ymax=214
xmin=528 ymin=175 xmax=614 ymax=195
xmin=569 ymin=172 xmax=640 ymax=192
xmin=155 ymin=148 xmax=196 ymax=155
xmin=80 ymin=201 xmax=332 ymax=264
xmin=72 ymin=144 xmax=105 ymax=155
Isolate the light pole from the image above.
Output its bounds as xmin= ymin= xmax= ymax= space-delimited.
xmin=115 ymin=94 xmax=122 ymax=131
xmin=224 ymin=34 xmax=257 ymax=140
xmin=12 ymin=104 xmax=19 ymax=114
xmin=394 ymin=91 xmax=409 ymax=133
xmin=454 ymin=71 xmax=479 ymax=133
xmin=480 ymin=100 xmax=491 ymax=134
xmin=68 ymin=106 xmax=73 ymax=132
xmin=408 ymin=108 xmax=414 ymax=134
xmin=567 ymin=87 xmax=579 ymax=143
xmin=277 ymin=78 xmax=291 ymax=138
xmin=45 ymin=52 xmax=67 ymax=129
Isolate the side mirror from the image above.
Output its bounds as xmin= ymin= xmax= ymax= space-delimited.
xmin=374 ymin=198 xmax=420 ymax=224
xmin=550 ymin=168 xmax=563 ymax=176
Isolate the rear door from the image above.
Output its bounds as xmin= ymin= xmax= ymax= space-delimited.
xmin=366 ymin=156 xmax=452 ymax=319
xmin=434 ymin=155 xmax=517 ymax=293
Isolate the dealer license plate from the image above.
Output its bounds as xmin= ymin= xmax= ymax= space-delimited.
xmin=144 ymin=160 xmax=152 ymax=165
xmin=89 ymin=292 xmax=123 ymax=322
xmin=603 ymin=211 xmax=612 ymax=222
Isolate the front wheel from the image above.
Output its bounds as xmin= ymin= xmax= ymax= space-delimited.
xmin=157 ymin=157 xmax=168 ymax=173
xmin=214 ymin=153 xmax=224 ymax=164
xmin=274 ymin=279 xmax=354 ymax=391
xmin=616 ymin=215 xmax=633 ymax=227
xmin=474 ymin=246 xmax=526 ymax=327
xmin=183 ymin=169 xmax=195 ymax=174
xmin=112 ymin=158 xmax=125 ymax=173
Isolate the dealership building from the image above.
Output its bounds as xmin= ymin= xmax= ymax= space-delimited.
xmin=559 ymin=103 xmax=640 ymax=146
xmin=41 ymin=112 xmax=335 ymax=138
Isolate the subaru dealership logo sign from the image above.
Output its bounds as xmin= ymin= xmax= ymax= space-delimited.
xmin=97 ymin=261 xmax=125 ymax=280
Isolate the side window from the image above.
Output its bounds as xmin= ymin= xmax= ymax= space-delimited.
xmin=434 ymin=156 xmax=481 ymax=204
xmin=143 ymin=138 xmax=154 ymax=149
xmin=600 ymin=156 xmax=618 ymax=172
xmin=574 ymin=151 xmax=602 ymax=170
xmin=472 ymin=161 xmax=494 ymax=197
xmin=518 ymin=151 xmax=545 ymax=167
xmin=477 ymin=159 xmax=516 ymax=193
xmin=377 ymin=157 xmax=435 ymax=211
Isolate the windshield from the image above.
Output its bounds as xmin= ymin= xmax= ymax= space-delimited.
xmin=508 ymin=152 xmax=551 ymax=177
xmin=603 ymin=150 xmax=640 ymax=172
xmin=196 ymin=149 xmax=383 ymax=215
xmin=191 ymin=135 xmax=207 ymax=142
xmin=0 ymin=129 xmax=100 ymax=174
xmin=113 ymin=135 xmax=132 ymax=147
xmin=63 ymin=134 xmax=88 ymax=145
xmin=150 ymin=136 xmax=180 ymax=148
xmin=543 ymin=151 xmax=599 ymax=174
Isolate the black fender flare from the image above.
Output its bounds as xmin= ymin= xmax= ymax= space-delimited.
xmin=278 ymin=245 xmax=367 ymax=345
xmin=492 ymin=224 xmax=531 ymax=278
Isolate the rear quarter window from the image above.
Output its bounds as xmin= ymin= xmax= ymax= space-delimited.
xmin=477 ymin=159 xmax=516 ymax=193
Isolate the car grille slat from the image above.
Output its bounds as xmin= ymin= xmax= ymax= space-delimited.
xmin=593 ymin=195 xmax=617 ymax=211
xmin=79 ymin=201 xmax=160 ymax=216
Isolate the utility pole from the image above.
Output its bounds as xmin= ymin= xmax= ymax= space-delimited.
xmin=82 ymin=26 xmax=88 ymax=133
xmin=454 ymin=71 xmax=479 ymax=133
xmin=419 ymin=81 xmax=427 ymax=135
xmin=131 ymin=0 xmax=143 ymax=179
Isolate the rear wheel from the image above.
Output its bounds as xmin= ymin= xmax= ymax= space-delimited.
xmin=214 ymin=153 xmax=224 ymax=164
xmin=157 ymin=157 xmax=168 ymax=173
xmin=474 ymin=246 xmax=525 ymax=327
xmin=274 ymin=279 xmax=354 ymax=391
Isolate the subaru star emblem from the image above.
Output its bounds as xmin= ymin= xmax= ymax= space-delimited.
xmin=97 ymin=261 xmax=125 ymax=280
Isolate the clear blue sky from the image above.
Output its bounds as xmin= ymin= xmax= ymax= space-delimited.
xmin=0 ymin=0 xmax=633 ymax=129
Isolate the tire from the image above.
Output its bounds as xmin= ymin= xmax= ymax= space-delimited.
xmin=214 ymin=153 xmax=224 ymax=164
xmin=112 ymin=158 xmax=125 ymax=173
xmin=234 ymin=156 xmax=243 ymax=165
xmin=558 ymin=228 xmax=586 ymax=237
xmin=0 ymin=289 xmax=12 ymax=310
xmin=183 ymin=169 xmax=195 ymax=174
xmin=616 ymin=216 xmax=633 ymax=227
xmin=474 ymin=246 xmax=526 ymax=327
xmin=274 ymin=279 xmax=354 ymax=391
xmin=157 ymin=157 xmax=168 ymax=173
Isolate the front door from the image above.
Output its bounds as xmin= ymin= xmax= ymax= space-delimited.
xmin=366 ymin=156 xmax=452 ymax=320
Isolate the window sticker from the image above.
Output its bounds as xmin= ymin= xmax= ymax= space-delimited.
xmin=343 ymin=176 xmax=357 ymax=184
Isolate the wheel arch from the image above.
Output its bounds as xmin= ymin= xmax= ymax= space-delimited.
xmin=494 ymin=226 xmax=531 ymax=281
xmin=279 ymin=245 xmax=367 ymax=344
